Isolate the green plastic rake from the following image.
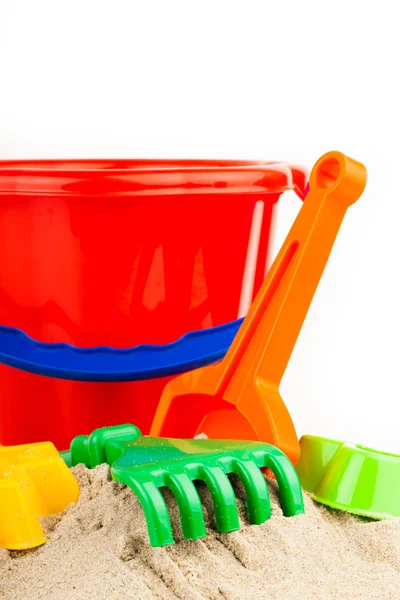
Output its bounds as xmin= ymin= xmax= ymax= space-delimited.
xmin=63 ymin=425 xmax=304 ymax=547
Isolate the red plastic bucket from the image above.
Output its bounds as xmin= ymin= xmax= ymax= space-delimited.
xmin=0 ymin=159 xmax=308 ymax=448
xmin=0 ymin=366 xmax=175 ymax=449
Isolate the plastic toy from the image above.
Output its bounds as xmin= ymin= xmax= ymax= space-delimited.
xmin=66 ymin=425 xmax=305 ymax=547
xmin=0 ymin=441 xmax=79 ymax=550
xmin=0 ymin=159 xmax=307 ymax=348
xmin=151 ymin=152 xmax=367 ymax=465
xmin=0 ymin=318 xmax=241 ymax=382
xmin=296 ymin=435 xmax=400 ymax=520
xmin=0 ymin=160 xmax=307 ymax=450
xmin=0 ymin=319 xmax=241 ymax=449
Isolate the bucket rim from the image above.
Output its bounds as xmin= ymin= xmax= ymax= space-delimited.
xmin=0 ymin=159 xmax=309 ymax=198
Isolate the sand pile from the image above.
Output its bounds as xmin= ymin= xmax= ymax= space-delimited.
xmin=1 ymin=464 xmax=400 ymax=600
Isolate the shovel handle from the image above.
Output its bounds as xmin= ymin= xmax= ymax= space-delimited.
xmin=214 ymin=151 xmax=367 ymax=401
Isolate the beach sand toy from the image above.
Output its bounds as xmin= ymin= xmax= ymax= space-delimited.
xmin=0 ymin=442 xmax=79 ymax=550
xmin=0 ymin=160 xmax=307 ymax=348
xmin=66 ymin=424 xmax=304 ymax=547
xmin=0 ymin=160 xmax=307 ymax=449
xmin=297 ymin=435 xmax=400 ymax=519
xmin=151 ymin=152 xmax=367 ymax=464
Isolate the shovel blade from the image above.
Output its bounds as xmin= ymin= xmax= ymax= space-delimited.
xmin=150 ymin=391 xmax=229 ymax=438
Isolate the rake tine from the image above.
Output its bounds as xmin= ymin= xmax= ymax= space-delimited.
xmin=198 ymin=466 xmax=240 ymax=533
xmin=119 ymin=474 xmax=174 ymax=547
xmin=165 ymin=473 xmax=207 ymax=541
xmin=250 ymin=448 xmax=304 ymax=517
xmin=230 ymin=459 xmax=271 ymax=525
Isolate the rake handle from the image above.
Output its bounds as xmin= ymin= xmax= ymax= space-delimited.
xmin=213 ymin=151 xmax=367 ymax=401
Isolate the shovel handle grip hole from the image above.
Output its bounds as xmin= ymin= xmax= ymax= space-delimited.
xmin=315 ymin=157 xmax=342 ymax=189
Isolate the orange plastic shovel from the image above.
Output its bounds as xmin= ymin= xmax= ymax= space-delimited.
xmin=151 ymin=152 xmax=367 ymax=464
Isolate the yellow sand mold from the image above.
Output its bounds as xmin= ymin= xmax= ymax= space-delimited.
xmin=0 ymin=442 xmax=79 ymax=550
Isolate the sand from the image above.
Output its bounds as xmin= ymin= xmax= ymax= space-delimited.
xmin=1 ymin=464 xmax=400 ymax=600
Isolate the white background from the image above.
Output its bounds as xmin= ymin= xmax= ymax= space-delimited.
xmin=1 ymin=1 xmax=399 ymax=453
